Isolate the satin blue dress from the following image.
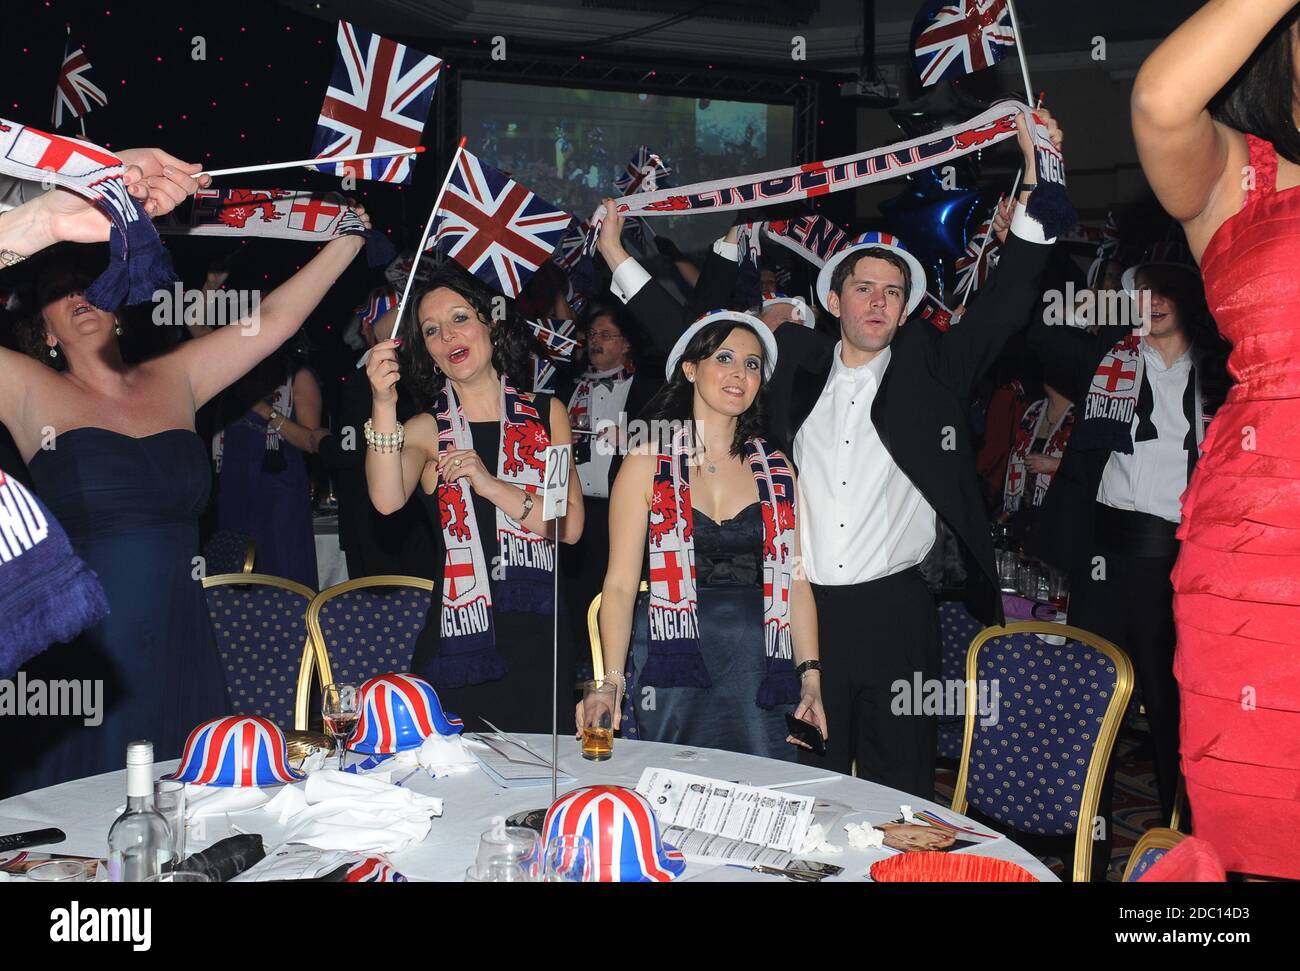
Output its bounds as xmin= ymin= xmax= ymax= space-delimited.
xmin=628 ymin=502 xmax=797 ymax=761
xmin=0 ymin=429 xmax=230 ymax=796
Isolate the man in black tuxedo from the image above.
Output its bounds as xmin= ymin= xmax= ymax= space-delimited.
xmin=603 ymin=111 xmax=1064 ymax=796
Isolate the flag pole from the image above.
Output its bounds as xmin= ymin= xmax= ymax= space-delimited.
xmin=1005 ymin=0 xmax=1035 ymax=103
xmin=357 ymin=136 xmax=467 ymax=368
xmin=200 ymin=146 xmax=426 ymax=180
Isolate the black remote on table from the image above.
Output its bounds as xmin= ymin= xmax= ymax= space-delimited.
xmin=0 ymin=828 xmax=67 ymax=852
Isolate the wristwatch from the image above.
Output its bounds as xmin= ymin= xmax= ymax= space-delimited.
xmin=520 ymin=491 xmax=535 ymax=520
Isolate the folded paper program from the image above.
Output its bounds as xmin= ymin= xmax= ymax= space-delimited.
xmin=262 ymin=769 xmax=443 ymax=854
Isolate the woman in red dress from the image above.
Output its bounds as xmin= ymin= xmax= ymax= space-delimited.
xmin=1133 ymin=0 xmax=1300 ymax=879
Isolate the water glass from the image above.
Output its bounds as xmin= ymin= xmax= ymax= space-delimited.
xmin=543 ymin=834 xmax=593 ymax=883
xmin=25 ymin=861 xmax=88 ymax=882
xmin=154 ymin=779 xmax=186 ymax=863
xmin=475 ymin=825 xmax=540 ymax=879
xmin=143 ymin=871 xmax=211 ymax=883
xmin=464 ymin=860 xmax=531 ymax=883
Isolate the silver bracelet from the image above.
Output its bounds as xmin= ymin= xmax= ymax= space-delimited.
xmin=364 ymin=418 xmax=404 ymax=453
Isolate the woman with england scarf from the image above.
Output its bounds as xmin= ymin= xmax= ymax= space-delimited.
xmin=583 ymin=311 xmax=827 ymax=760
xmin=366 ymin=267 xmax=584 ymax=734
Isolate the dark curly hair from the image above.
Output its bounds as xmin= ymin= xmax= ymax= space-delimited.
xmin=641 ymin=318 xmax=770 ymax=458
xmin=397 ymin=265 xmax=535 ymax=408
xmin=1212 ymin=6 xmax=1300 ymax=166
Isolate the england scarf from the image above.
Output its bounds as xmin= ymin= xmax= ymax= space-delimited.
xmin=157 ymin=188 xmax=394 ymax=266
xmin=1071 ymin=334 xmax=1206 ymax=479
xmin=566 ymin=363 xmax=635 ymax=465
xmin=0 ymin=117 xmax=173 ymax=308
xmin=422 ymin=381 xmax=554 ymax=688
xmin=642 ymin=429 xmax=799 ymax=709
xmin=0 ymin=468 xmax=109 ymax=679
xmin=589 ymin=100 xmax=1075 ymax=243
xmin=762 ymin=214 xmax=849 ymax=268
xmin=1003 ymin=398 xmax=1074 ymax=513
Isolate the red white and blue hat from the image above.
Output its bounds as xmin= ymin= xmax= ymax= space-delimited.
xmin=167 ymin=716 xmax=305 ymax=787
xmin=349 ymin=673 xmax=464 ymax=756
xmin=759 ymin=292 xmax=813 ymax=327
xmin=543 ymin=785 xmax=686 ymax=882
xmin=664 ymin=309 xmax=778 ymax=381
xmin=815 ymin=231 xmax=927 ymax=315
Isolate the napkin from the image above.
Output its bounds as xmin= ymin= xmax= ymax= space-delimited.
xmin=262 ymin=769 xmax=443 ymax=854
xmin=185 ymin=785 xmax=272 ymax=820
xmin=348 ymin=734 xmax=480 ymax=779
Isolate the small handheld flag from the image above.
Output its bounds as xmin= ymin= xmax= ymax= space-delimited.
xmin=51 ymin=28 xmax=106 ymax=132
xmin=912 ymin=0 xmax=1017 ymax=88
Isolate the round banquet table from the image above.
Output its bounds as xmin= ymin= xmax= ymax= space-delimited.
xmin=0 ymin=736 xmax=1058 ymax=882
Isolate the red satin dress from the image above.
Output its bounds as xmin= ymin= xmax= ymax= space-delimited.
xmin=1172 ymin=134 xmax=1300 ymax=879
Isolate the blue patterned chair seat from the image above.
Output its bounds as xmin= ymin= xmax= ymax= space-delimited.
xmin=314 ymin=583 xmax=433 ymax=685
xmin=203 ymin=529 xmax=252 ymax=576
xmin=964 ymin=632 xmax=1120 ymax=837
xmin=937 ymin=600 xmax=984 ymax=760
xmin=1126 ymin=846 xmax=1168 ymax=881
xmin=204 ymin=578 xmax=314 ymax=728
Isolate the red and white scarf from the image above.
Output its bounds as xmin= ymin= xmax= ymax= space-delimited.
xmin=0 ymin=117 xmax=172 ymax=308
xmin=422 ymin=380 xmax=554 ymax=688
xmin=1003 ymin=398 xmax=1073 ymax=513
xmin=641 ymin=428 xmax=799 ymax=709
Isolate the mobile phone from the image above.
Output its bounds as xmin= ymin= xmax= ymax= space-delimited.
xmin=784 ymin=714 xmax=826 ymax=756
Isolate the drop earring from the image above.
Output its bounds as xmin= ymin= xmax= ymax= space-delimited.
xmin=114 ymin=320 xmax=123 ymax=336
xmin=49 ymin=345 xmax=58 ymax=359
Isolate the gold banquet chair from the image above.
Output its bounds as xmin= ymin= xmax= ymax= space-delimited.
xmin=586 ymin=582 xmax=648 ymax=682
xmin=307 ymin=576 xmax=435 ymax=687
xmin=1122 ymin=827 xmax=1186 ymax=882
xmin=202 ymin=573 xmax=324 ymax=731
xmin=950 ymin=621 xmax=1134 ymax=882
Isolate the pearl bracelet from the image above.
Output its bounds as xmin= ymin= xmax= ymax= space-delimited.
xmin=364 ymin=418 xmax=404 ymax=453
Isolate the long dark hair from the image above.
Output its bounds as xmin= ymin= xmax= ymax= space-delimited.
xmin=641 ymin=319 xmax=769 ymax=457
xmin=397 ymin=265 xmax=534 ymax=408
xmin=1140 ymin=264 xmax=1234 ymax=410
xmin=1212 ymin=6 xmax=1300 ymax=164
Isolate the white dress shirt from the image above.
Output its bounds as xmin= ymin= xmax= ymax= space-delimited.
xmin=609 ymin=237 xmax=739 ymax=304
xmin=1097 ymin=341 xmax=1193 ymax=524
xmin=794 ymin=344 xmax=936 ymax=586
xmin=575 ymin=376 xmax=634 ymax=499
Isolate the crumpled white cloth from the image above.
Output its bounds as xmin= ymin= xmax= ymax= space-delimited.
xmin=262 ymin=769 xmax=443 ymax=853
xmin=844 ymin=820 xmax=885 ymax=850
xmin=185 ymin=785 xmax=271 ymax=820
xmin=359 ymin=733 xmax=479 ymax=778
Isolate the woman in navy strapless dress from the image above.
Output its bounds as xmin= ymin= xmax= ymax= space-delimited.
xmin=0 ymin=225 xmax=367 ymax=796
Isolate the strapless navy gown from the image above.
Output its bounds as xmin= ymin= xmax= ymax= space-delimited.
xmin=628 ymin=502 xmax=797 ymax=761
xmin=0 ymin=429 xmax=230 ymax=796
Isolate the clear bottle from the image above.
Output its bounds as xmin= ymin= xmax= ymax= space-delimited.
xmin=106 ymin=741 xmax=175 ymax=882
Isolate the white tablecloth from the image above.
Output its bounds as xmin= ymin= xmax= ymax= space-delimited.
xmin=312 ymin=513 xmax=348 ymax=591
xmin=0 ymin=736 xmax=1057 ymax=882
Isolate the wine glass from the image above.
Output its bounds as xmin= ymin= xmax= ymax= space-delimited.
xmin=475 ymin=824 xmax=540 ymax=879
xmin=543 ymin=834 xmax=593 ymax=883
xmin=321 ymin=683 xmax=360 ymax=772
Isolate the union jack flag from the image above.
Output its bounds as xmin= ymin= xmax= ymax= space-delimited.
xmin=51 ymin=33 xmax=106 ymax=129
xmin=355 ymin=286 xmax=399 ymax=327
xmin=918 ymin=292 xmax=955 ymax=332
xmin=308 ymin=21 xmax=441 ymax=184
xmin=955 ymin=212 xmax=1000 ymax=295
xmin=529 ymin=318 xmax=583 ymax=359
xmin=913 ymin=0 xmax=1018 ymax=88
xmin=430 ymin=150 xmax=572 ymax=298
xmin=1086 ymin=211 xmax=1121 ymax=288
xmin=614 ymin=146 xmax=671 ymax=195
xmin=344 ymin=857 xmax=408 ymax=882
